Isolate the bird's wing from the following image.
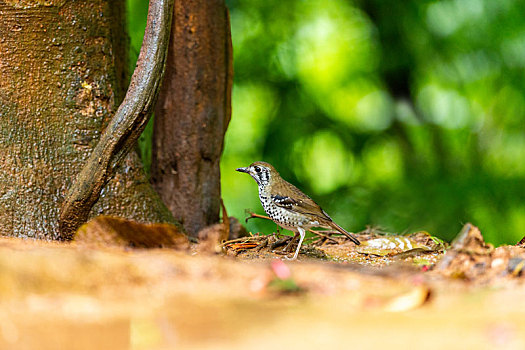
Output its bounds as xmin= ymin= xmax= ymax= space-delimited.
xmin=271 ymin=180 xmax=360 ymax=245
xmin=271 ymin=182 xmax=332 ymax=222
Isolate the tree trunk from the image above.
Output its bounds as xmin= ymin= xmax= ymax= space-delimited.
xmin=151 ymin=0 xmax=233 ymax=237
xmin=0 ymin=0 xmax=175 ymax=240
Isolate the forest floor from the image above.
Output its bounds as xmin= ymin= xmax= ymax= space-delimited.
xmin=1 ymin=219 xmax=525 ymax=349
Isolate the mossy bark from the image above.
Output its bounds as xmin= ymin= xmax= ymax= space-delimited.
xmin=0 ymin=0 xmax=175 ymax=239
xmin=151 ymin=0 xmax=233 ymax=237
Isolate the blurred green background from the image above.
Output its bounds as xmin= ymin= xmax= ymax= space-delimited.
xmin=128 ymin=0 xmax=525 ymax=245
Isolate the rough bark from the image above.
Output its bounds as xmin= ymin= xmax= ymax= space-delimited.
xmin=152 ymin=0 xmax=233 ymax=237
xmin=59 ymin=0 xmax=175 ymax=237
xmin=0 ymin=0 xmax=174 ymax=240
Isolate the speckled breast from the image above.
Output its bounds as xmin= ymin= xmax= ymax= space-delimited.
xmin=258 ymin=191 xmax=310 ymax=231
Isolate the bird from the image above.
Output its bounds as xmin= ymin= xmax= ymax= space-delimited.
xmin=236 ymin=161 xmax=360 ymax=260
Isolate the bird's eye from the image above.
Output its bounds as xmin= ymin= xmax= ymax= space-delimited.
xmin=254 ymin=166 xmax=261 ymax=173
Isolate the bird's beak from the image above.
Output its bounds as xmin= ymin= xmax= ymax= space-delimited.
xmin=236 ymin=167 xmax=249 ymax=173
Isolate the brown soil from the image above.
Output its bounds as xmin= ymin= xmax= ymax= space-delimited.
xmin=1 ymin=222 xmax=525 ymax=349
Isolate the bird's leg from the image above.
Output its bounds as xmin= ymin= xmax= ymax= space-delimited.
xmin=287 ymin=227 xmax=306 ymax=261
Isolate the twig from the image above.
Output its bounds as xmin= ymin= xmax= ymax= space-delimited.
xmin=270 ymin=236 xmax=292 ymax=250
xmin=220 ymin=198 xmax=230 ymax=237
xmin=255 ymin=238 xmax=269 ymax=252
xmin=308 ymin=229 xmax=339 ymax=243
xmin=221 ymin=235 xmax=262 ymax=246
xmin=244 ymin=210 xmax=272 ymax=223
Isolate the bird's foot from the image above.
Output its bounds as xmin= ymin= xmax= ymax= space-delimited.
xmin=282 ymin=254 xmax=297 ymax=261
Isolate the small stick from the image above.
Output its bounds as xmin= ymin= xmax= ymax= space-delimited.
xmin=245 ymin=211 xmax=272 ymax=223
xmin=311 ymin=238 xmax=322 ymax=245
xmin=220 ymin=198 xmax=230 ymax=238
xmin=221 ymin=235 xmax=262 ymax=246
xmin=284 ymin=235 xmax=298 ymax=252
xmin=270 ymin=236 xmax=292 ymax=250
xmin=255 ymin=238 xmax=269 ymax=252
xmin=308 ymin=229 xmax=339 ymax=243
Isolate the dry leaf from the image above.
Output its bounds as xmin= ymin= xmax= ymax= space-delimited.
xmin=75 ymin=216 xmax=189 ymax=249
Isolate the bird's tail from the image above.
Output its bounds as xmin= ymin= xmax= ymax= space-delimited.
xmin=327 ymin=221 xmax=360 ymax=245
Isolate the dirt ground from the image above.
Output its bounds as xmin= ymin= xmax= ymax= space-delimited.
xmin=1 ymin=221 xmax=525 ymax=349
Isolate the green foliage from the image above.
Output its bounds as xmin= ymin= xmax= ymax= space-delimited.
xmin=222 ymin=0 xmax=525 ymax=245
xmin=126 ymin=0 xmax=148 ymax=64
xmin=128 ymin=0 xmax=525 ymax=245
xmin=127 ymin=0 xmax=154 ymax=174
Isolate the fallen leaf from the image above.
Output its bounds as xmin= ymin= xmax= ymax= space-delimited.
xmin=75 ymin=216 xmax=189 ymax=250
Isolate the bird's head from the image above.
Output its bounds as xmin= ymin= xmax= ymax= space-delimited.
xmin=236 ymin=161 xmax=278 ymax=188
